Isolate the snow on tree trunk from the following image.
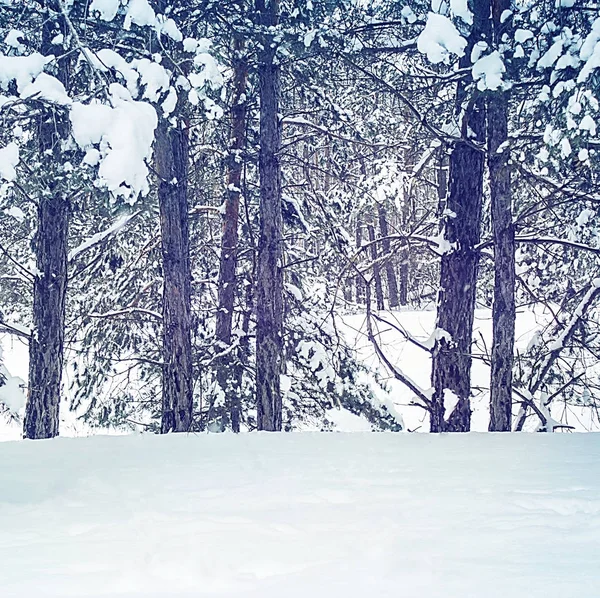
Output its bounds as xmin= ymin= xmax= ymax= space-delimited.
xmin=489 ymin=0 xmax=515 ymax=433
xmin=156 ymin=120 xmax=194 ymax=434
xmin=430 ymin=0 xmax=489 ymax=433
xmin=215 ymin=39 xmax=248 ymax=433
xmin=256 ymin=0 xmax=283 ymax=432
xmin=24 ymin=2 xmax=70 ymax=440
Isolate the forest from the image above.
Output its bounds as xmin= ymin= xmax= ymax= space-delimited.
xmin=1 ymin=0 xmax=600 ymax=438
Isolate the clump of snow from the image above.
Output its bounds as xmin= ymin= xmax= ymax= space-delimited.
xmin=401 ymin=6 xmax=417 ymax=23
xmin=537 ymin=38 xmax=563 ymax=70
xmin=0 ymin=372 xmax=25 ymax=413
xmin=124 ymin=0 xmax=156 ymax=30
xmin=443 ymin=388 xmax=460 ymax=419
xmin=303 ymin=30 xmax=317 ymax=48
xmin=0 ymin=52 xmax=51 ymax=92
xmin=579 ymin=114 xmax=597 ymax=136
xmin=20 ymin=72 xmax=71 ymax=105
xmin=450 ymin=0 xmax=473 ymax=25
xmin=0 ymin=143 xmax=19 ymax=182
xmin=4 ymin=30 xmax=25 ymax=50
xmin=576 ymin=208 xmax=594 ymax=227
xmin=88 ymin=0 xmax=120 ymax=21
xmin=70 ymin=85 xmax=157 ymax=202
xmin=515 ymin=29 xmax=534 ymax=44
xmin=417 ymin=14 xmax=467 ymax=64
xmin=472 ymin=51 xmax=506 ymax=91
xmin=157 ymin=17 xmax=183 ymax=43
xmin=133 ymin=58 xmax=170 ymax=102
xmin=191 ymin=52 xmax=223 ymax=89
xmin=0 ymin=345 xmax=25 ymax=414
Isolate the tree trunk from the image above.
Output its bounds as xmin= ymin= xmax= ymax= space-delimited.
xmin=399 ymin=156 xmax=412 ymax=306
xmin=25 ymin=196 xmax=69 ymax=439
xmin=489 ymin=0 xmax=515 ymax=432
xmin=24 ymin=2 xmax=69 ymax=440
xmin=156 ymin=120 xmax=194 ymax=433
xmin=256 ymin=0 xmax=283 ymax=431
xmin=430 ymin=0 xmax=489 ymax=432
xmin=355 ymin=218 xmax=365 ymax=305
xmin=377 ymin=204 xmax=400 ymax=308
xmin=215 ymin=38 xmax=248 ymax=432
xmin=368 ymin=223 xmax=385 ymax=310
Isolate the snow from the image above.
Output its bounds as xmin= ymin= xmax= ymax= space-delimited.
xmin=303 ymin=30 xmax=317 ymax=48
xmin=0 ymin=345 xmax=26 ymax=415
xmin=157 ymin=17 xmax=183 ymax=43
xmin=70 ymin=85 xmax=157 ymax=202
xmin=341 ymin=309 xmax=600 ymax=433
xmin=472 ymin=51 xmax=506 ymax=91
xmin=515 ymin=29 xmax=533 ymax=44
xmin=89 ymin=0 xmax=120 ymax=22
xmin=537 ymin=39 xmax=563 ymax=70
xmin=400 ymin=6 xmax=417 ymax=24
xmin=579 ymin=114 xmax=597 ymax=136
xmin=0 ymin=142 xmax=19 ymax=181
xmin=0 ymin=52 xmax=50 ymax=92
xmin=4 ymin=205 xmax=25 ymax=221
xmin=0 ymin=433 xmax=599 ymax=597
xmin=4 ymin=29 xmax=24 ymax=50
xmin=20 ymin=72 xmax=71 ymax=105
xmin=133 ymin=58 xmax=170 ymax=102
xmin=450 ymin=0 xmax=473 ymax=25
xmin=68 ymin=213 xmax=135 ymax=261
xmin=417 ymin=13 xmax=467 ymax=65
xmin=124 ymin=0 xmax=156 ymax=31
xmin=191 ymin=52 xmax=224 ymax=89
xmin=0 ymin=371 xmax=25 ymax=413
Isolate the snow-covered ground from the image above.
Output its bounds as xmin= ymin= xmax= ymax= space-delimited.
xmin=1 ymin=432 xmax=599 ymax=597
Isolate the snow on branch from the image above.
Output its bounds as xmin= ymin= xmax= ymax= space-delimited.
xmin=68 ymin=212 xmax=138 ymax=262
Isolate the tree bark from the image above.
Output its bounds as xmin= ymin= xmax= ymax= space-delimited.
xmin=430 ymin=0 xmax=489 ymax=432
xmin=368 ymin=223 xmax=385 ymax=310
xmin=25 ymin=195 xmax=69 ymax=439
xmin=355 ymin=218 xmax=365 ymax=305
xmin=255 ymin=0 xmax=283 ymax=431
xmin=377 ymin=204 xmax=400 ymax=308
xmin=24 ymin=1 xmax=69 ymax=439
xmin=215 ymin=38 xmax=248 ymax=432
xmin=489 ymin=0 xmax=515 ymax=432
xmin=156 ymin=119 xmax=194 ymax=433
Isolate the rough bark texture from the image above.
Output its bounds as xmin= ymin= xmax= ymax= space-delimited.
xmin=355 ymin=219 xmax=365 ymax=305
xmin=368 ymin=223 xmax=385 ymax=310
xmin=157 ymin=120 xmax=194 ymax=433
xmin=430 ymin=0 xmax=489 ymax=432
xmin=255 ymin=0 xmax=283 ymax=431
xmin=24 ymin=2 xmax=69 ymax=440
xmin=377 ymin=204 xmax=400 ymax=308
xmin=215 ymin=39 xmax=248 ymax=432
xmin=25 ymin=194 xmax=69 ymax=439
xmin=489 ymin=0 xmax=515 ymax=432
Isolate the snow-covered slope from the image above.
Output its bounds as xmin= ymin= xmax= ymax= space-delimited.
xmin=1 ymin=432 xmax=599 ymax=597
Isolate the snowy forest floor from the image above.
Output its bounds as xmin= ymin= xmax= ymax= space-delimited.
xmin=1 ymin=432 xmax=599 ymax=597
